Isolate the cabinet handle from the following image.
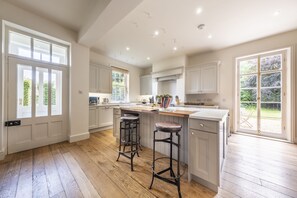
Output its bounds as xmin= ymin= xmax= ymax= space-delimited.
xmin=200 ymin=123 xmax=204 ymax=127
xmin=191 ymin=132 xmax=194 ymax=135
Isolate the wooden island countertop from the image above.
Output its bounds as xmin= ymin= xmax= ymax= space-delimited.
xmin=118 ymin=106 xmax=197 ymax=117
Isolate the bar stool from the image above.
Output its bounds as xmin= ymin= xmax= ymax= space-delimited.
xmin=149 ymin=121 xmax=182 ymax=198
xmin=116 ymin=114 xmax=140 ymax=171
xmin=122 ymin=113 xmax=142 ymax=151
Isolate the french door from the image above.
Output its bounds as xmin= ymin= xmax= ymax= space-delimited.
xmin=237 ymin=51 xmax=286 ymax=139
xmin=7 ymin=57 xmax=68 ymax=153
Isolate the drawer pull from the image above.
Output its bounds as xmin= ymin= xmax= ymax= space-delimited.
xmin=192 ymin=132 xmax=194 ymax=135
xmin=200 ymin=123 xmax=204 ymax=127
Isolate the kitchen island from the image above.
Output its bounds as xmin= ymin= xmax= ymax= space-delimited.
xmin=113 ymin=106 xmax=229 ymax=192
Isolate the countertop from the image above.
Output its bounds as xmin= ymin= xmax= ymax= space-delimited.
xmin=189 ymin=109 xmax=229 ymax=122
xmin=119 ymin=106 xmax=229 ymax=120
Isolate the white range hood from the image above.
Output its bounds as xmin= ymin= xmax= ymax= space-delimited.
xmin=152 ymin=67 xmax=183 ymax=82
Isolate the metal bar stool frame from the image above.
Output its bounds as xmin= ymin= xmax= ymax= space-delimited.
xmin=149 ymin=124 xmax=182 ymax=198
xmin=116 ymin=116 xmax=140 ymax=171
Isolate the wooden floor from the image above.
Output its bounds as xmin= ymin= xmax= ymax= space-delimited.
xmin=1 ymin=130 xmax=297 ymax=198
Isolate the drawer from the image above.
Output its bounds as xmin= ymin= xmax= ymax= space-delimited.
xmin=189 ymin=119 xmax=218 ymax=133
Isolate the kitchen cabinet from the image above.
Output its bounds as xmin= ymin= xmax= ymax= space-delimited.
xmin=186 ymin=63 xmax=219 ymax=94
xmin=89 ymin=63 xmax=112 ymax=93
xmin=113 ymin=108 xmax=121 ymax=138
xmin=89 ymin=106 xmax=115 ymax=129
xmin=89 ymin=106 xmax=98 ymax=129
xmin=140 ymin=75 xmax=152 ymax=95
xmin=98 ymin=106 xmax=113 ymax=127
xmin=189 ymin=129 xmax=217 ymax=184
xmin=188 ymin=117 xmax=226 ymax=192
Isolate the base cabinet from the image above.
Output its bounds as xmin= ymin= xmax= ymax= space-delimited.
xmin=113 ymin=108 xmax=121 ymax=138
xmin=188 ymin=118 xmax=226 ymax=192
xmin=189 ymin=129 xmax=218 ymax=184
xmin=89 ymin=106 xmax=114 ymax=130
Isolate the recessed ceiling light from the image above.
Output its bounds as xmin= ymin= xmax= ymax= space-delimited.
xmin=126 ymin=47 xmax=130 ymax=51
xmin=196 ymin=7 xmax=203 ymax=15
xmin=208 ymin=34 xmax=213 ymax=39
xmin=147 ymin=57 xmax=151 ymax=60
xmin=173 ymin=46 xmax=178 ymax=51
xmin=274 ymin=10 xmax=280 ymax=16
xmin=154 ymin=30 xmax=159 ymax=36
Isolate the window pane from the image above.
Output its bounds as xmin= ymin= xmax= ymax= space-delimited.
xmin=9 ymin=31 xmax=31 ymax=58
xmin=240 ymin=89 xmax=257 ymax=102
xmin=51 ymin=70 xmax=62 ymax=115
xmin=36 ymin=67 xmax=49 ymax=117
xmin=260 ymin=54 xmax=282 ymax=71
xmin=52 ymin=44 xmax=67 ymax=65
xmin=33 ymin=39 xmax=50 ymax=62
xmin=240 ymin=75 xmax=257 ymax=88
xmin=261 ymin=88 xmax=281 ymax=102
xmin=17 ymin=65 xmax=32 ymax=118
xmin=261 ymin=72 xmax=281 ymax=88
xmin=260 ymin=103 xmax=282 ymax=134
xmin=112 ymin=70 xmax=127 ymax=102
xmin=239 ymin=59 xmax=257 ymax=74
xmin=240 ymin=103 xmax=257 ymax=130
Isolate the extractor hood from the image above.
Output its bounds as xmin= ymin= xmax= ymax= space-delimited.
xmin=152 ymin=67 xmax=183 ymax=81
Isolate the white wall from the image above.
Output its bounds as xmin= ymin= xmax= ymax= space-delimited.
xmin=90 ymin=51 xmax=142 ymax=102
xmin=188 ymin=30 xmax=297 ymax=141
xmin=0 ymin=1 xmax=90 ymax=157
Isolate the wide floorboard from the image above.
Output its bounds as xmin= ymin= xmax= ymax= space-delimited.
xmin=0 ymin=130 xmax=297 ymax=198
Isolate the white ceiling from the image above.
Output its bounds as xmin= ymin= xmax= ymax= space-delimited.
xmin=5 ymin=0 xmax=297 ymax=67
xmin=4 ymin=0 xmax=102 ymax=31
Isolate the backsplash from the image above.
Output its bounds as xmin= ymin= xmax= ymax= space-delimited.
xmin=89 ymin=93 xmax=111 ymax=104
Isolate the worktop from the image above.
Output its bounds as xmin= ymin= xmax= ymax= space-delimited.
xmin=118 ymin=105 xmax=228 ymax=120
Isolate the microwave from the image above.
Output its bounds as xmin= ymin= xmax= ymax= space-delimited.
xmin=89 ymin=97 xmax=100 ymax=105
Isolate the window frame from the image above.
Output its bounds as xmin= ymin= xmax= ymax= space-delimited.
xmin=5 ymin=27 xmax=70 ymax=67
xmin=111 ymin=68 xmax=129 ymax=102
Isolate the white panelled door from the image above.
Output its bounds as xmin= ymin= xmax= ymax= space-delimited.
xmin=7 ymin=57 xmax=68 ymax=154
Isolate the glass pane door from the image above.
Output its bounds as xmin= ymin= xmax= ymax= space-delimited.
xmin=17 ymin=65 xmax=33 ymax=118
xmin=238 ymin=52 xmax=286 ymax=139
xmin=239 ymin=58 xmax=258 ymax=132
xmin=260 ymin=54 xmax=283 ymax=135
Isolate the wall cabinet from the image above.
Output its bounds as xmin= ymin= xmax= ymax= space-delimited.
xmin=89 ymin=106 xmax=114 ymax=129
xmin=89 ymin=63 xmax=112 ymax=93
xmin=186 ymin=63 xmax=219 ymax=94
xmin=140 ymin=75 xmax=152 ymax=95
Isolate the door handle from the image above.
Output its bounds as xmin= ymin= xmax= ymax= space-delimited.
xmin=5 ymin=120 xmax=21 ymax=127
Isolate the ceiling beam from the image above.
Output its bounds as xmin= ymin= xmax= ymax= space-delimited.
xmin=78 ymin=0 xmax=143 ymax=47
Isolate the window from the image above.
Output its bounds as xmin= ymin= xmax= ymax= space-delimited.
xmin=111 ymin=67 xmax=129 ymax=102
xmin=8 ymin=30 xmax=69 ymax=65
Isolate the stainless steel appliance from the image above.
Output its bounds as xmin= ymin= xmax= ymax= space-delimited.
xmin=89 ymin=97 xmax=100 ymax=105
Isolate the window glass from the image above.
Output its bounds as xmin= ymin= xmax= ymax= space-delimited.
xmin=9 ymin=31 xmax=31 ymax=58
xmin=52 ymin=44 xmax=67 ymax=65
xmin=239 ymin=59 xmax=257 ymax=74
xmin=17 ymin=65 xmax=32 ymax=118
xmin=51 ymin=70 xmax=62 ymax=115
xmin=8 ymin=31 xmax=69 ymax=66
xmin=33 ymin=39 xmax=50 ymax=62
xmin=112 ymin=70 xmax=128 ymax=102
xmin=36 ymin=67 xmax=49 ymax=117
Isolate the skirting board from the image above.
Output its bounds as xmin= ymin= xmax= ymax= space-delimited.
xmin=89 ymin=125 xmax=112 ymax=133
xmin=69 ymin=132 xmax=90 ymax=143
xmin=0 ymin=148 xmax=7 ymax=160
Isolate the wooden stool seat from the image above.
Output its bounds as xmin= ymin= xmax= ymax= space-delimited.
xmin=155 ymin=122 xmax=182 ymax=133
